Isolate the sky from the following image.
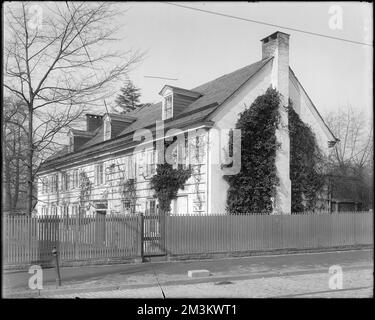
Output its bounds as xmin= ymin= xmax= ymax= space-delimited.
xmin=3 ymin=1 xmax=373 ymax=121
xmin=107 ymin=1 xmax=373 ymax=119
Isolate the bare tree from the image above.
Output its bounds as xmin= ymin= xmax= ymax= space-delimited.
xmin=325 ymin=105 xmax=373 ymax=209
xmin=326 ymin=105 xmax=373 ymax=174
xmin=3 ymin=96 xmax=28 ymax=212
xmin=4 ymin=2 xmax=143 ymax=215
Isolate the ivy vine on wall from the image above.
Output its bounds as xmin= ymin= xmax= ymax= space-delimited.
xmin=225 ymin=87 xmax=325 ymax=214
xmin=151 ymin=163 xmax=191 ymax=214
xmin=225 ymin=87 xmax=281 ymax=214
xmin=79 ymin=170 xmax=92 ymax=212
xmin=120 ymin=177 xmax=137 ymax=213
xmin=150 ymin=138 xmax=191 ymax=214
xmin=288 ymin=102 xmax=325 ymax=212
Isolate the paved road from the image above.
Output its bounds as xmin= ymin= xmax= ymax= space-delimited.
xmin=47 ymin=268 xmax=373 ymax=298
xmin=3 ymin=249 xmax=372 ymax=296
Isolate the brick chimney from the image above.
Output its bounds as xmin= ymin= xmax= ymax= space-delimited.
xmin=261 ymin=31 xmax=291 ymax=214
xmin=86 ymin=114 xmax=103 ymax=132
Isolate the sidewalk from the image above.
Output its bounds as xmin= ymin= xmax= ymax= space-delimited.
xmin=45 ymin=268 xmax=373 ymax=298
xmin=3 ymin=249 xmax=373 ymax=298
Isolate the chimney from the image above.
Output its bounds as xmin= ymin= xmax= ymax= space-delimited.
xmin=86 ymin=114 xmax=103 ymax=132
xmin=261 ymin=31 xmax=291 ymax=214
xmin=261 ymin=31 xmax=290 ymax=98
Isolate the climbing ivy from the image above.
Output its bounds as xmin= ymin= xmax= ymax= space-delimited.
xmin=120 ymin=177 xmax=137 ymax=213
xmin=150 ymin=138 xmax=192 ymax=214
xmin=79 ymin=170 xmax=92 ymax=213
xmin=225 ymin=87 xmax=325 ymax=214
xmin=225 ymin=87 xmax=281 ymax=214
xmin=288 ymin=103 xmax=325 ymax=212
xmin=151 ymin=163 xmax=191 ymax=214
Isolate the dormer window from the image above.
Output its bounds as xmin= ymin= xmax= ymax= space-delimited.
xmin=159 ymin=85 xmax=202 ymax=120
xmin=163 ymin=95 xmax=173 ymax=120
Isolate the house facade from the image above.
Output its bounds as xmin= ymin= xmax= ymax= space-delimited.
xmin=37 ymin=31 xmax=338 ymax=217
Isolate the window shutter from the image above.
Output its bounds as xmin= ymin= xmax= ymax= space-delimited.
xmin=138 ymin=153 xmax=144 ymax=177
xmin=146 ymin=152 xmax=150 ymax=176
xmin=100 ymin=164 xmax=104 ymax=185
xmin=94 ymin=166 xmax=97 ymax=186
xmin=130 ymin=155 xmax=136 ymax=179
xmin=125 ymin=156 xmax=130 ymax=179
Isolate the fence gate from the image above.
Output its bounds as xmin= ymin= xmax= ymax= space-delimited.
xmin=141 ymin=211 xmax=166 ymax=258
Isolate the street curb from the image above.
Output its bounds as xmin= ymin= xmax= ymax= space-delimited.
xmin=5 ymin=264 xmax=372 ymax=298
xmin=3 ymin=245 xmax=373 ymax=274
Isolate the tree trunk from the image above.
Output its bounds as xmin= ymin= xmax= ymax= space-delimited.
xmin=13 ymin=130 xmax=21 ymax=210
xmin=26 ymin=105 xmax=34 ymax=216
xmin=4 ymin=157 xmax=13 ymax=211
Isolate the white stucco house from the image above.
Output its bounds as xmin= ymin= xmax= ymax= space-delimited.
xmin=37 ymin=31 xmax=338 ymax=217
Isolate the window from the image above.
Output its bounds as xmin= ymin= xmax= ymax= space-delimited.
xmin=163 ymin=95 xmax=173 ymax=120
xmin=125 ymin=155 xmax=135 ymax=180
xmin=146 ymin=199 xmax=156 ymax=215
xmin=71 ymin=203 xmax=79 ymax=217
xmin=171 ymin=139 xmax=188 ymax=169
xmin=41 ymin=178 xmax=48 ymax=194
xmin=95 ymin=163 xmax=104 ymax=185
xmin=145 ymin=149 xmax=156 ymax=177
xmin=72 ymin=170 xmax=79 ymax=189
xmin=61 ymin=172 xmax=69 ymax=191
xmin=123 ymin=200 xmax=131 ymax=210
xmin=41 ymin=206 xmax=48 ymax=215
xmin=122 ymin=200 xmax=134 ymax=214
xmin=50 ymin=174 xmax=57 ymax=193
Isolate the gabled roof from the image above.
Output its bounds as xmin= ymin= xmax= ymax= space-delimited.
xmin=119 ymin=57 xmax=272 ymax=137
xmin=186 ymin=57 xmax=272 ymax=115
xmin=79 ymin=125 xmax=105 ymax=149
xmin=289 ymin=68 xmax=338 ymax=142
xmin=42 ymin=58 xmax=273 ymax=166
xmin=42 ymin=56 xmax=298 ymax=168
xmin=104 ymin=113 xmax=137 ymax=123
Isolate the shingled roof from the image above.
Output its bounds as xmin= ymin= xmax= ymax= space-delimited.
xmin=42 ymin=57 xmax=272 ymax=166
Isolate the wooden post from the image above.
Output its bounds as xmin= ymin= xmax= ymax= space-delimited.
xmin=138 ymin=212 xmax=144 ymax=262
xmin=52 ymin=246 xmax=61 ymax=287
xmin=74 ymin=209 xmax=80 ymax=260
xmin=159 ymin=209 xmax=166 ymax=254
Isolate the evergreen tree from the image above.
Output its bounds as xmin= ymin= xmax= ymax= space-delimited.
xmin=114 ymin=81 xmax=142 ymax=113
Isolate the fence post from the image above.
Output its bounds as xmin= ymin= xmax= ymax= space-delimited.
xmin=137 ymin=212 xmax=144 ymax=263
xmin=159 ymin=211 xmax=166 ymax=254
xmin=74 ymin=211 xmax=80 ymax=260
xmin=52 ymin=246 xmax=61 ymax=287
